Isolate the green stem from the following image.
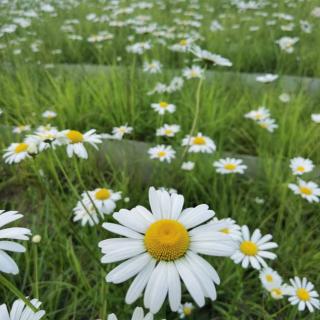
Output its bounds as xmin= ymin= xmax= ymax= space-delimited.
xmin=34 ymin=245 xmax=39 ymax=299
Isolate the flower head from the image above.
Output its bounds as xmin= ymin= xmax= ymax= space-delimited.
xmin=288 ymin=179 xmax=320 ymax=203
xmin=182 ymin=133 xmax=216 ymax=153
xmin=148 ymin=145 xmax=176 ymax=163
xmin=290 ymin=157 xmax=314 ymax=175
xmin=213 ymin=158 xmax=247 ymax=174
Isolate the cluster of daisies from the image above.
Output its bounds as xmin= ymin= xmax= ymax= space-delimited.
xmin=245 ymin=106 xmax=278 ymax=133
xmin=98 ymin=187 xmax=319 ymax=317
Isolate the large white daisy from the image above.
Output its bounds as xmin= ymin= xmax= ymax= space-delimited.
xmin=182 ymin=133 xmax=216 ymax=154
xmin=99 ymin=187 xmax=236 ymax=314
xmin=0 ymin=210 xmax=31 ymax=274
xmin=0 ymin=298 xmax=45 ymax=320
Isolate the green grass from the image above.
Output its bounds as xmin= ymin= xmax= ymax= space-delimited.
xmin=0 ymin=0 xmax=320 ymax=319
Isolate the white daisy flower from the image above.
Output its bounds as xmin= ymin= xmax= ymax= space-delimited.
xmin=231 ymin=225 xmax=278 ymax=270
xmin=190 ymin=45 xmax=232 ymax=67
xmin=59 ymin=129 xmax=102 ymax=159
xmin=143 ymin=60 xmax=162 ymax=74
xmin=112 ymin=124 xmax=133 ymax=140
xmin=182 ymin=133 xmax=216 ymax=154
xmin=181 ymin=161 xmax=195 ymax=171
xmin=258 ymin=118 xmax=278 ymax=132
xmin=276 ymin=37 xmax=299 ymax=53
xmin=0 ymin=210 xmax=31 ymax=274
xmin=288 ymin=179 xmax=320 ymax=203
xmin=73 ymin=202 xmax=100 ymax=227
xmin=244 ymin=107 xmax=270 ymax=121
xmin=255 ymin=74 xmax=278 ymax=83
xmin=12 ymin=125 xmax=31 ymax=134
xmin=259 ymin=268 xmax=282 ymax=292
xmin=311 ymin=114 xmax=320 ymax=123
xmin=108 ymin=307 xmax=152 ymax=320
xmin=99 ymin=187 xmax=236 ymax=314
xmin=210 ymin=218 xmax=241 ymax=240
xmin=290 ymin=157 xmax=314 ymax=175
xmin=151 ymin=101 xmax=176 ymax=115
xmin=26 ymin=127 xmax=61 ymax=152
xmin=287 ymin=277 xmax=320 ymax=312
xmin=126 ymin=42 xmax=151 ymax=55
xmin=279 ymin=93 xmax=291 ymax=103
xmin=41 ymin=110 xmax=57 ymax=119
xmin=213 ymin=158 xmax=247 ymax=174
xmin=182 ymin=65 xmax=203 ymax=79
xmin=3 ymin=142 xmax=35 ymax=164
xmin=83 ymin=188 xmax=122 ymax=215
xmin=0 ymin=298 xmax=45 ymax=320
xmin=148 ymin=145 xmax=176 ymax=163
xmin=177 ymin=302 xmax=194 ymax=318
xmin=170 ymin=38 xmax=194 ymax=52
xmin=156 ymin=124 xmax=180 ymax=137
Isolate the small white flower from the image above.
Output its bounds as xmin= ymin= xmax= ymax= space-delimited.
xmin=231 ymin=225 xmax=278 ymax=270
xmin=26 ymin=127 xmax=61 ymax=152
xmin=245 ymin=107 xmax=270 ymax=121
xmin=3 ymin=142 xmax=34 ymax=164
xmin=112 ymin=124 xmax=133 ymax=140
xmin=255 ymin=74 xmax=278 ymax=83
xmin=182 ymin=65 xmax=203 ymax=79
xmin=288 ymin=179 xmax=320 ymax=203
xmin=143 ymin=60 xmax=162 ymax=74
xmin=210 ymin=218 xmax=241 ymax=240
xmin=59 ymin=129 xmax=102 ymax=159
xmin=151 ymin=101 xmax=176 ymax=115
xmin=0 ymin=210 xmax=31 ymax=274
xmin=213 ymin=158 xmax=247 ymax=174
xmin=182 ymin=133 xmax=216 ymax=154
xmin=311 ymin=114 xmax=320 ymax=123
xmin=177 ymin=302 xmax=194 ymax=318
xmin=0 ymin=298 xmax=45 ymax=320
xmin=276 ymin=37 xmax=299 ymax=54
xmin=170 ymin=38 xmax=194 ymax=52
xmin=279 ymin=93 xmax=291 ymax=103
xmin=190 ymin=45 xmax=232 ymax=67
xmin=108 ymin=307 xmax=153 ymax=320
xmin=258 ymin=118 xmax=278 ymax=132
xmin=156 ymin=124 xmax=180 ymax=137
xmin=181 ymin=161 xmax=195 ymax=171
xmin=12 ymin=125 xmax=31 ymax=134
xmin=287 ymin=277 xmax=320 ymax=312
xmin=290 ymin=157 xmax=314 ymax=175
xmin=148 ymin=145 xmax=176 ymax=163
xmin=42 ymin=110 xmax=57 ymax=119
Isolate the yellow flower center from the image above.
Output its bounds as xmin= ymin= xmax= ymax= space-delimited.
xmin=164 ymin=129 xmax=173 ymax=135
xmin=271 ymin=288 xmax=282 ymax=297
xmin=266 ymin=275 xmax=273 ymax=282
xmin=66 ymin=130 xmax=83 ymax=143
xmin=299 ymin=186 xmax=312 ymax=195
xmin=179 ymin=39 xmax=188 ymax=46
xmin=193 ymin=136 xmax=206 ymax=145
xmin=183 ymin=307 xmax=192 ymax=315
xmin=219 ymin=228 xmax=230 ymax=234
xmin=240 ymin=241 xmax=258 ymax=256
xmin=159 ymin=101 xmax=169 ymax=108
xmin=144 ymin=220 xmax=189 ymax=261
xmin=224 ymin=163 xmax=237 ymax=170
xmin=157 ymin=151 xmax=166 ymax=157
xmin=296 ymin=288 xmax=310 ymax=301
xmin=15 ymin=143 xmax=28 ymax=153
xmin=296 ymin=166 xmax=305 ymax=173
xmin=259 ymin=122 xmax=268 ymax=129
xmin=95 ymin=188 xmax=111 ymax=200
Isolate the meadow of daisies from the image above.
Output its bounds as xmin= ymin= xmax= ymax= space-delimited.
xmin=1 ymin=0 xmax=320 ymax=319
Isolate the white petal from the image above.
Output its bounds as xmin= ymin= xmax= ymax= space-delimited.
xmin=178 ymin=205 xmax=214 ymax=229
xmin=102 ymin=223 xmax=143 ymax=239
xmin=167 ymin=262 xmax=181 ymax=311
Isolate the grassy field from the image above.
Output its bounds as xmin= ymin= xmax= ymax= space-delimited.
xmin=0 ymin=0 xmax=319 ymax=319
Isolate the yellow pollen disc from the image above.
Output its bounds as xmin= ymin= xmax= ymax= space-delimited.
xmin=95 ymin=188 xmax=111 ymax=200
xmin=296 ymin=288 xmax=310 ymax=301
xmin=191 ymin=70 xmax=198 ymax=77
xmin=157 ymin=151 xmax=166 ymax=157
xmin=144 ymin=220 xmax=189 ymax=261
xmin=271 ymin=288 xmax=282 ymax=296
xmin=193 ymin=136 xmax=206 ymax=145
xmin=164 ymin=129 xmax=173 ymax=135
xmin=240 ymin=241 xmax=258 ymax=256
xmin=219 ymin=228 xmax=230 ymax=234
xmin=255 ymin=114 xmax=262 ymax=120
xmin=66 ymin=130 xmax=84 ymax=143
xmin=224 ymin=163 xmax=237 ymax=170
xmin=183 ymin=307 xmax=192 ymax=315
xmin=179 ymin=39 xmax=188 ymax=46
xmin=15 ymin=143 xmax=28 ymax=153
xmin=159 ymin=101 xmax=169 ymax=108
xmin=299 ymin=186 xmax=312 ymax=195
xmin=266 ymin=275 xmax=273 ymax=282
xmin=296 ymin=166 xmax=305 ymax=173
xmin=259 ymin=123 xmax=268 ymax=129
